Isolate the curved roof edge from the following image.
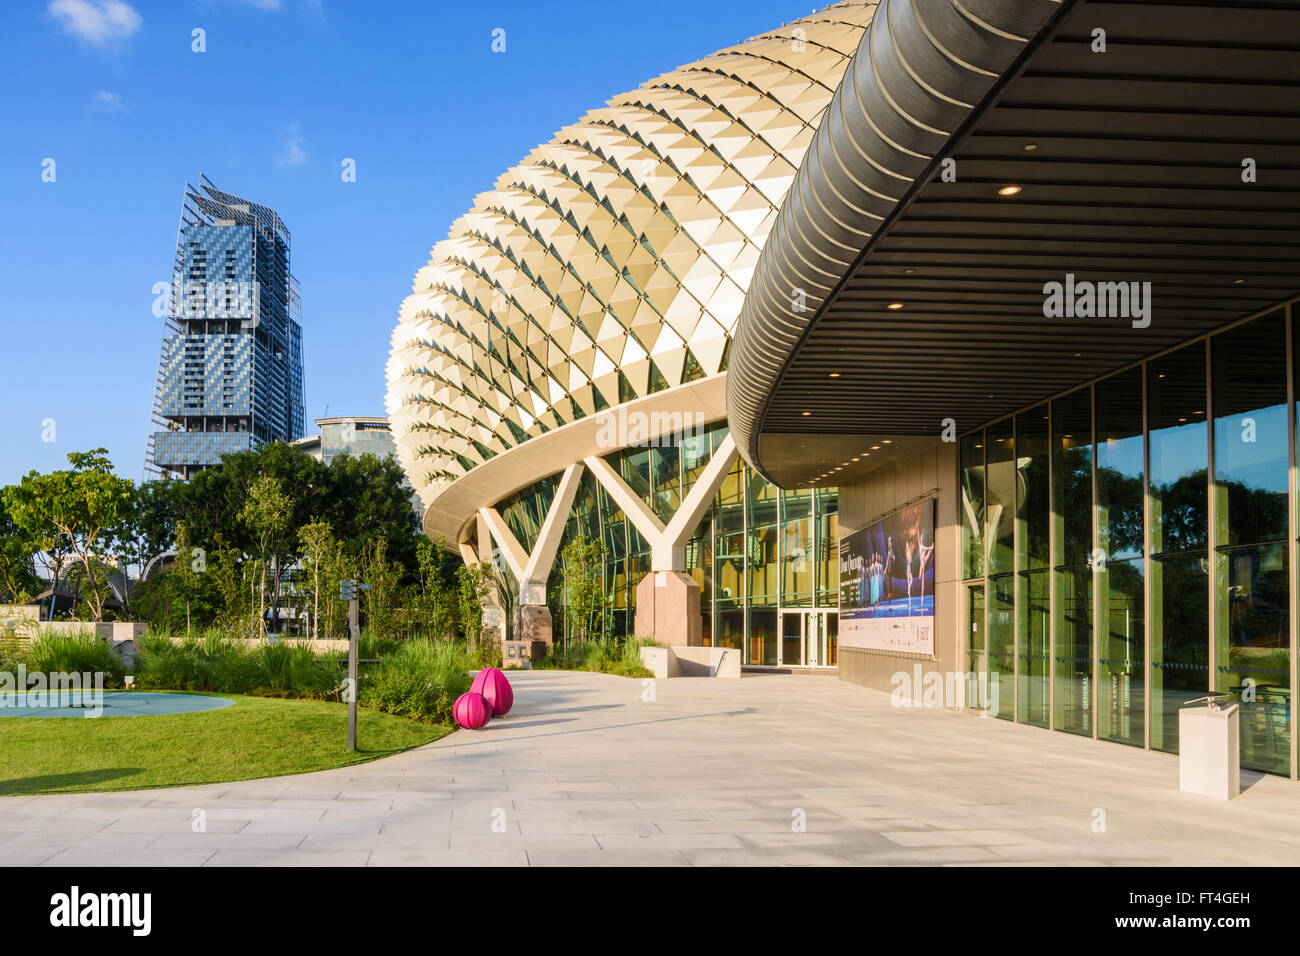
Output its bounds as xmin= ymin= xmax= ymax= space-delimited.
xmin=726 ymin=0 xmax=1075 ymax=479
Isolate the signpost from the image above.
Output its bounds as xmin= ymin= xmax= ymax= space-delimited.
xmin=339 ymin=578 xmax=371 ymax=751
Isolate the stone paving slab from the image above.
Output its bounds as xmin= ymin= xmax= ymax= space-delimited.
xmin=3 ymin=669 xmax=1300 ymax=865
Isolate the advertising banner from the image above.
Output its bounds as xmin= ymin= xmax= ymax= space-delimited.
xmin=838 ymin=495 xmax=937 ymax=655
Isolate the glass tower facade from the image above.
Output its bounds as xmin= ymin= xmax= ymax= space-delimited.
xmin=960 ymin=301 xmax=1299 ymax=776
xmin=478 ymin=422 xmax=840 ymax=668
xmin=146 ymin=176 xmax=306 ymax=479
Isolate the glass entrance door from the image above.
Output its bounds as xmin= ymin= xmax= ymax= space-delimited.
xmin=780 ymin=612 xmax=804 ymax=667
xmin=778 ymin=611 xmax=838 ymax=667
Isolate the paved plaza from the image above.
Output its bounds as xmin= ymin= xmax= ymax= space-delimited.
xmin=2 ymin=670 xmax=1298 ymax=866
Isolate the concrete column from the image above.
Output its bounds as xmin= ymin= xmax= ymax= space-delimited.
xmin=584 ymin=434 xmax=738 ymax=645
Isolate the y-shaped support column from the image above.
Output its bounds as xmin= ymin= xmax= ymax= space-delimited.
xmin=584 ymin=434 xmax=738 ymax=645
xmin=477 ymin=462 xmax=584 ymax=647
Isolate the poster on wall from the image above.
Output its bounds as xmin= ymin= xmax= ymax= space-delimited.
xmin=838 ymin=495 xmax=937 ymax=655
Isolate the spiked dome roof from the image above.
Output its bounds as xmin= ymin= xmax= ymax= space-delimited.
xmin=386 ymin=1 xmax=881 ymax=514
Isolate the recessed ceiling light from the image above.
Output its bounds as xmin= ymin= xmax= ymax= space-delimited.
xmin=1234 ymin=278 xmax=1245 ymax=285
xmin=801 ymin=411 xmax=811 ymax=416
xmin=1024 ymin=144 xmax=1038 ymax=151
xmin=887 ymin=302 xmax=905 ymax=310
xmin=1194 ymin=410 xmax=1204 ymax=415
xmin=881 ymin=439 xmax=892 ymax=444
xmin=828 ymin=372 xmax=841 ymax=378
xmin=1178 ymin=417 xmax=1188 ymax=423
xmin=870 ymin=445 xmax=881 ymax=450
xmin=903 ymin=268 xmax=915 ymax=275
xmin=997 ymin=184 xmax=1022 ymax=197
xmin=851 ymin=457 xmax=860 ymax=462
xmin=1073 ymin=352 xmax=1083 ymax=358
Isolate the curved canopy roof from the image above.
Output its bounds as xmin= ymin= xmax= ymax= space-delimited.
xmin=728 ymin=0 xmax=1300 ymax=488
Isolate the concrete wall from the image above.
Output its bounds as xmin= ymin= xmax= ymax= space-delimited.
xmin=835 ymin=440 xmax=963 ymax=706
xmin=0 ymin=607 xmax=147 ymax=647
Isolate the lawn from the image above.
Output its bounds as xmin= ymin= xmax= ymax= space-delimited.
xmin=0 ymin=694 xmax=451 ymax=795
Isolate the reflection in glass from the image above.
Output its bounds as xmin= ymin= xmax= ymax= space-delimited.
xmin=1053 ymin=387 xmax=1093 ymax=737
xmin=1148 ymin=344 xmax=1208 ymax=553
xmin=750 ymin=608 xmax=777 ymax=666
xmin=1053 ymin=387 xmax=1093 ymax=569
xmin=1096 ymin=368 xmax=1144 ymax=562
xmin=1017 ymin=405 xmax=1050 ymax=572
xmin=1054 ymin=566 xmax=1093 ymax=736
xmin=1212 ymin=312 xmax=1289 ymax=774
xmin=1097 ymin=558 xmax=1144 ymax=747
xmin=960 ymin=431 xmax=985 ymax=580
xmin=986 ymin=418 xmax=1015 ymax=575
xmin=1150 ymin=553 xmax=1208 ymax=753
xmin=1017 ymin=568 xmax=1050 ymax=727
xmin=988 ymin=574 xmax=1015 ymax=720
xmin=1147 ymin=344 xmax=1209 ymax=752
xmin=1213 ymin=312 xmax=1288 ymax=547
xmin=1216 ymin=543 xmax=1290 ymax=775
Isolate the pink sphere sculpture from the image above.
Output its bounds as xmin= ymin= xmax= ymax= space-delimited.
xmin=471 ymin=667 xmax=514 ymax=717
xmin=453 ymin=692 xmax=492 ymax=730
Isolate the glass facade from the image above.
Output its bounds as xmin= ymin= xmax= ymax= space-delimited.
xmin=498 ymin=422 xmax=839 ymax=667
xmin=960 ymin=302 xmax=1299 ymax=776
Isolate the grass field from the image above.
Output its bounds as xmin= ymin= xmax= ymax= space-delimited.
xmin=0 ymin=694 xmax=451 ymax=795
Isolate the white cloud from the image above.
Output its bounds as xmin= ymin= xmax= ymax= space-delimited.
xmin=276 ymin=123 xmax=308 ymax=167
xmin=90 ymin=90 xmax=125 ymax=112
xmin=49 ymin=0 xmax=141 ymax=48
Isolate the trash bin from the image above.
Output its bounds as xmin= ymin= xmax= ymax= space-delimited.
xmin=1179 ymin=697 xmax=1240 ymax=800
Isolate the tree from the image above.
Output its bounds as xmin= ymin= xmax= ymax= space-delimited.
xmin=456 ymin=561 xmax=493 ymax=645
xmin=415 ymin=537 xmax=462 ymax=640
xmin=561 ymin=535 xmax=605 ymax=645
xmin=240 ymin=475 xmax=293 ymax=634
xmin=0 ymin=496 xmax=40 ymax=604
xmin=3 ymin=449 xmax=135 ymax=621
xmin=360 ymin=536 xmax=402 ymax=638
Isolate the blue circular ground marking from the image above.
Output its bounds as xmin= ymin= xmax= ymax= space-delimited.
xmin=0 ymin=691 xmax=235 ymax=718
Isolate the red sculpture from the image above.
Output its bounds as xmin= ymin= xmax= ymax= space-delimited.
xmin=470 ymin=667 xmax=514 ymax=717
xmin=453 ymin=691 xmax=492 ymax=730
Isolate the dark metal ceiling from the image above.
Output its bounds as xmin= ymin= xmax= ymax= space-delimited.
xmin=729 ymin=0 xmax=1300 ymax=486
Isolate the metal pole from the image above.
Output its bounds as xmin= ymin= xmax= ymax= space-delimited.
xmin=347 ymin=588 xmax=359 ymax=752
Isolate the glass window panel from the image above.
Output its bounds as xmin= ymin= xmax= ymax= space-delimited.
xmin=1016 ymin=404 xmax=1050 ymax=572
xmin=1150 ymin=552 xmax=1209 ymax=754
xmin=1213 ymin=311 xmax=1288 ymax=547
xmin=1216 ymin=542 xmax=1290 ymax=775
xmin=986 ymin=418 xmax=1015 ymax=575
xmin=816 ymin=488 xmax=839 ymax=605
xmin=749 ymin=608 xmax=777 ymax=666
xmin=1095 ymin=368 xmax=1144 ymax=562
xmin=1054 ymin=566 xmax=1093 ymax=736
xmin=1053 ymin=387 xmax=1093 ymax=570
xmin=1148 ymin=344 xmax=1208 ymax=554
xmin=649 ymin=444 xmax=681 ymax=521
xmin=1097 ymin=557 xmax=1144 ymax=747
xmin=987 ymin=574 xmax=1015 ymax=721
xmin=1017 ymin=568 xmax=1050 ymax=727
xmin=716 ymin=607 xmax=744 ymax=652
xmin=960 ymin=432 xmax=985 ymax=580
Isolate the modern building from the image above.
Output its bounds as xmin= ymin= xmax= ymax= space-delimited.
xmin=294 ymin=416 xmax=398 ymax=465
xmin=388 ymin=0 xmax=1300 ymax=778
xmin=388 ymin=3 xmax=877 ymax=664
xmin=145 ymin=176 xmax=306 ymax=480
xmin=725 ymin=0 xmax=1300 ymax=777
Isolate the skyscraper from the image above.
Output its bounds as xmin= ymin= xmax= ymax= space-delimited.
xmin=144 ymin=175 xmax=306 ymax=480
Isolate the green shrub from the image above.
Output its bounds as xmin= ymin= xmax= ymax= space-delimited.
xmin=358 ymin=638 xmax=471 ymax=723
xmin=27 ymin=631 xmax=126 ymax=686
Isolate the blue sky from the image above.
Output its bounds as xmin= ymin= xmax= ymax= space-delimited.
xmin=0 ymin=0 xmax=806 ymax=486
